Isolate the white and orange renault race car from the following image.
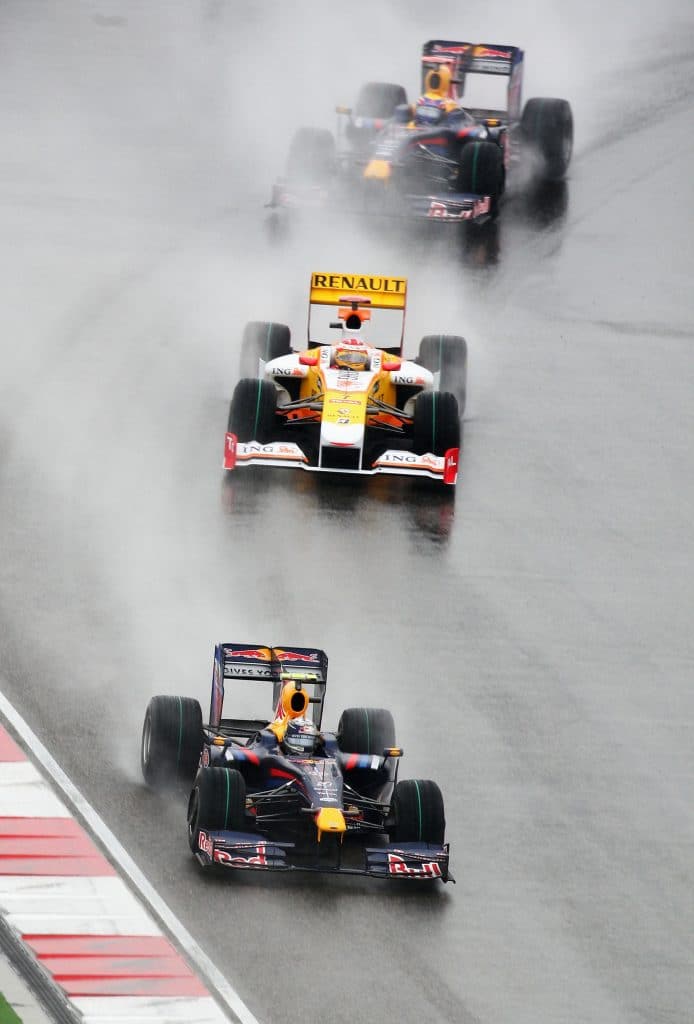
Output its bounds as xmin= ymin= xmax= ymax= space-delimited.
xmin=223 ymin=272 xmax=466 ymax=486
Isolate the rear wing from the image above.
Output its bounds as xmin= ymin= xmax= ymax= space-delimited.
xmin=422 ymin=40 xmax=524 ymax=121
xmin=209 ymin=643 xmax=329 ymax=731
xmin=308 ymin=271 xmax=408 ymax=352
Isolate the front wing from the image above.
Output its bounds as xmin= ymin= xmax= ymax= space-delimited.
xmin=195 ymin=829 xmax=454 ymax=882
xmin=223 ymin=434 xmax=459 ymax=486
xmin=269 ymin=180 xmax=492 ymax=224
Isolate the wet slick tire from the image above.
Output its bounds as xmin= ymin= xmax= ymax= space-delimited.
xmin=227 ymin=378 xmax=277 ymax=443
xmin=240 ymin=321 xmax=291 ymax=379
xmin=141 ymin=696 xmax=203 ymax=790
xmin=187 ymin=768 xmax=247 ymax=853
xmin=417 ymin=335 xmax=468 ymax=415
xmin=337 ymin=707 xmax=396 ymax=754
xmin=521 ymin=97 xmax=573 ymax=180
xmin=413 ymin=391 xmax=460 ymax=457
xmin=286 ymin=127 xmax=336 ymax=184
xmin=391 ymin=779 xmax=445 ymax=845
xmin=355 ymin=81 xmax=408 ymax=119
xmin=457 ymin=140 xmax=503 ymax=199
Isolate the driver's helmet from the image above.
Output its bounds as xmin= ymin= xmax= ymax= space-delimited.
xmin=283 ymin=717 xmax=320 ymax=756
xmin=334 ymin=344 xmax=369 ymax=371
xmin=414 ymin=99 xmax=445 ymax=127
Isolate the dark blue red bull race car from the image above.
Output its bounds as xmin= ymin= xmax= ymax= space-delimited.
xmin=141 ymin=643 xmax=453 ymax=883
xmin=271 ymin=39 xmax=573 ymax=224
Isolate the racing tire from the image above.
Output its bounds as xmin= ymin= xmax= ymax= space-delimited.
xmin=141 ymin=696 xmax=203 ymax=790
xmin=337 ymin=707 xmax=395 ymax=755
xmin=286 ymin=127 xmax=336 ymax=185
xmin=187 ymin=767 xmax=247 ymax=853
xmin=520 ymin=97 xmax=573 ymax=180
xmin=240 ymin=321 xmax=291 ymax=379
xmin=412 ymin=391 xmax=460 ymax=457
xmin=456 ymin=140 xmax=504 ymax=200
xmin=354 ymin=82 xmax=408 ymax=120
xmin=417 ymin=335 xmax=468 ymax=415
xmin=227 ymin=378 xmax=277 ymax=443
xmin=391 ymin=779 xmax=445 ymax=846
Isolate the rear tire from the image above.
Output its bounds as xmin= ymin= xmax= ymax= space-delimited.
xmin=413 ymin=391 xmax=460 ymax=457
xmin=286 ymin=127 xmax=336 ymax=185
xmin=240 ymin=321 xmax=291 ymax=379
xmin=417 ymin=335 xmax=468 ymax=415
xmin=354 ymin=82 xmax=408 ymax=119
xmin=337 ymin=707 xmax=396 ymax=754
xmin=187 ymin=767 xmax=247 ymax=853
xmin=391 ymin=779 xmax=445 ymax=845
xmin=141 ymin=696 xmax=202 ymax=790
xmin=457 ymin=141 xmax=504 ymax=199
xmin=520 ymin=97 xmax=573 ymax=180
xmin=227 ymin=378 xmax=277 ymax=443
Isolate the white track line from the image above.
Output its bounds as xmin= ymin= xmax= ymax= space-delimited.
xmin=0 ymin=690 xmax=261 ymax=1024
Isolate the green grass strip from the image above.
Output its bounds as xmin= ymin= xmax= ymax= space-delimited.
xmin=414 ymin=780 xmax=423 ymax=841
xmin=0 ymin=994 xmax=24 ymax=1024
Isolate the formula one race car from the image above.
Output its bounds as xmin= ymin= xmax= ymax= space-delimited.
xmin=223 ymin=271 xmax=464 ymax=486
xmin=270 ymin=39 xmax=572 ymax=224
xmin=141 ymin=643 xmax=452 ymax=882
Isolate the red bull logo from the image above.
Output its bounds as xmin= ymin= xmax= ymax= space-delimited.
xmin=274 ymin=650 xmax=319 ymax=663
xmin=474 ymin=47 xmax=512 ymax=59
xmin=226 ymin=647 xmax=272 ymax=661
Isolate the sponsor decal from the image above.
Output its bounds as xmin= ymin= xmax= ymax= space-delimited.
xmin=474 ymin=46 xmax=512 ymax=58
xmin=225 ymin=665 xmax=273 ymax=678
xmin=387 ymin=852 xmax=443 ymax=878
xmin=428 ymin=200 xmax=468 ymax=220
xmin=274 ymin=650 xmax=319 ymax=663
xmin=377 ymin=452 xmax=442 ymax=468
xmin=215 ymin=844 xmax=268 ymax=867
xmin=431 ymin=44 xmax=470 ymax=54
xmin=471 ymin=58 xmax=511 ymax=74
xmin=226 ymin=647 xmax=272 ymax=660
xmin=238 ymin=442 xmax=302 ymax=455
xmin=390 ymin=372 xmax=426 ymax=386
xmin=198 ymin=830 xmax=214 ymax=857
xmin=201 ymin=747 xmax=210 ymax=767
xmin=311 ymin=273 xmax=406 ymax=295
xmin=271 ymin=365 xmax=304 ymax=377
xmin=472 ymin=196 xmax=491 ymax=216
xmin=428 ymin=197 xmax=490 ymax=219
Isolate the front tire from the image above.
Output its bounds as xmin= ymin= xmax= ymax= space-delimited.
xmin=413 ymin=391 xmax=460 ymax=457
xmin=187 ymin=767 xmax=247 ymax=853
xmin=457 ymin=141 xmax=504 ymax=201
xmin=227 ymin=378 xmax=277 ymax=443
xmin=286 ymin=127 xmax=336 ymax=185
xmin=391 ymin=779 xmax=445 ymax=845
xmin=240 ymin=321 xmax=291 ymax=379
xmin=141 ymin=696 xmax=203 ymax=789
xmin=417 ymin=335 xmax=468 ymax=415
xmin=520 ymin=97 xmax=573 ymax=180
xmin=337 ymin=707 xmax=396 ymax=754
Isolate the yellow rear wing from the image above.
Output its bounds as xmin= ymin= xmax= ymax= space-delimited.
xmin=309 ymin=272 xmax=407 ymax=310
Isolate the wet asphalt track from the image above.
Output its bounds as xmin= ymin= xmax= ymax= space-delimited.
xmin=1 ymin=3 xmax=693 ymax=1023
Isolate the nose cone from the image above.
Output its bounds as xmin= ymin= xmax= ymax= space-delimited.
xmin=315 ymin=807 xmax=346 ymax=839
xmin=364 ymin=159 xmax=391 ymax=180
